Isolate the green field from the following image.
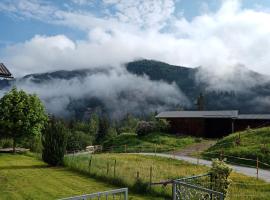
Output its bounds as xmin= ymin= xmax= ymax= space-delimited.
xmin=203 ymin=127 xmax=270 ymax=168
xmin=0 ymin=154 xmax=161 ymax=200
xmin=65 ymin=153 xmax=270 ymax=200
xmin=103 ymin=132 xmax=201 ymax=152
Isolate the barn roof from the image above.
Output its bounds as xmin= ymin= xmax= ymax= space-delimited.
xmin=0 ymin=63 xmax=12 ymax=78
xmin=156 ymin=110 xmax=239 ymax=119
xmin=238 ymin=114 xmax=270 ymax=120
xmin=156 ymin=110 xmax=270 ymax=120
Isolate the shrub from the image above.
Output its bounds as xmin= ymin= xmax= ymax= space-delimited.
xmin=136 ymin=121 xmax=156 ymax=136
xmin=42 ymin=118 xmax=67 ymax=166
xmin=209 ymin=159 xmax=232 ymax=197
xmin=154 ymin=119 xmax=170 ymax=132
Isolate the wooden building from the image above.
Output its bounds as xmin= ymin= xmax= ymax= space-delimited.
xmin=0 ymin=63 xmax=13 ymax=79
xmin=156 ymin=110 xmax=270 ymax=138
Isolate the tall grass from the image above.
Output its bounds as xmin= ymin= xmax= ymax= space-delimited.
xmin=64 ymin=153 xmax=208 ymax=197
xmin=64 ymin=153 xmax=270 ymax=200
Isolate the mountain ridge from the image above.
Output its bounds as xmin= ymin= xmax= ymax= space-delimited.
xmin=1 ymin=59 xmax=270 ymax=119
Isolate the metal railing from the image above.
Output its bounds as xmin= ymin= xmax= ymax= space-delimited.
xmin=173 ymin=174 xmax=224 ymax=200
xmin=59 ymin=188 xmax=128 ymax=200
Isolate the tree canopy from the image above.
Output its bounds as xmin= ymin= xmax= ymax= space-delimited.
xmin=0 ymin=87 xmax=48 ymax=152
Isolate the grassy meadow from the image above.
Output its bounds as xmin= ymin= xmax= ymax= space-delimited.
xmin=203 ymin=127 xmax=270 ymax=168
xmin=0 ymin=153 xmax=162 ymax=200
xmin=64 ymin=153 xmax=270 ymax=199
xmin=103 ymin=132 xmax=202 ymax=153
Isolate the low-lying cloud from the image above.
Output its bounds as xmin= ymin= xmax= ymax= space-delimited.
xmin=1 ymin=67 xmax=189 ymax=119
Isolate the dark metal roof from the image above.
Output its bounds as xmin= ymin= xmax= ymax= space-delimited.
xmin=156 ymin=110 xmax=239 ymax=119
xmin=0 ymin=63 xmax=12 ymax=78
xmin=156 ymin=110 xmax=270 ymax=120
xmin=238 ymin=114 xmax=270 ymax=120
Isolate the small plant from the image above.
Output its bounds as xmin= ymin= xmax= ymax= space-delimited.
xmin=209 ymin=159 xmax=232 ymax=197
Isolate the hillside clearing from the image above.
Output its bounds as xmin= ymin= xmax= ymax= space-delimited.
xmin=103 ymin=132 xmax=203 ymax=152
xmin=203 ymin=127 xmax=270 ymax=168
xmin=0 ymin=154 xmax=160 ymax=200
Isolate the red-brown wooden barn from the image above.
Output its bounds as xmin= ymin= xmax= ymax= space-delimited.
xmin=156 ymin=110 xmax=270 ymax=138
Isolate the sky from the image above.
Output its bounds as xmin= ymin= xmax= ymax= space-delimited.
xmin=1 ymin=0 xmax=270 ymax=77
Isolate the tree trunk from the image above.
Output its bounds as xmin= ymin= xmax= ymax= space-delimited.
xmin=13 ymin=139 xmax=16 ymax=154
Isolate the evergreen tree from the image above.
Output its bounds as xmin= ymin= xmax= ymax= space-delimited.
xmin=42 ymin=117 xmax=67 ymax=166
xmin=95 ymin=116 xmax=109 ymax=144
xmin=89 ymin=113 xmax=99 ymax=136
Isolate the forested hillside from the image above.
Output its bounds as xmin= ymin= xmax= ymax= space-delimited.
xmin=1 ymin=59 xmax=270 ymax=120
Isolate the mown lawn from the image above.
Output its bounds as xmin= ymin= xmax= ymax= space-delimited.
xmin=203 ymin=127 xmax=270 ymax=168
xmin=103 ymin=132 xmax=202 ymax=152
xmin=0 ymin=154 xmax=161 ymax=200
xmin=65 ymin=153 xmax=270 ymax=200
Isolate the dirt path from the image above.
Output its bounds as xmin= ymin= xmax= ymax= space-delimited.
xmin=174 ymin=140 xmax=216 ymax=156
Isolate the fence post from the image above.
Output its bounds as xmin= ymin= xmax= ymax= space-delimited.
xmin=220 ymin=149 xmax=224 ymax=161
xmin=173 ymin=147 xmax=175 ymax=159
xmin=136 ymin=171 xmax=140 ymax=180
xmin=124 ymin=188 xmax=128 ymax=200
xmin=154 ymin=144 xmax=157 ymax=156
xmin=107 ymin=162 xmax=109 ymax=175
xmin=197 ymin=147 xmax=199 ymax=165
xmin=88 ymin=156 xmax=92 ymax=173
xmin=124 ymin=144 xmax=127 ymax=153
xmin=257 ymin=156 xmax=259 ymax=180
xmin=114 ymin=159 xmax=116 ymax=178
xmin=172 ymin=181 xmax=176 ymax=200
xmin=149 ymin=166 xmax=153 ymax=190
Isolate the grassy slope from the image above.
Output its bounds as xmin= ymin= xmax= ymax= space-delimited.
xmin=0 ymin=154 xmax=160 ymax=200
xmin=65 ymin=153 xmax=270 ymax=200
xmin=203 ymin=127 xmax=270 ymax=167
xmin=103 ymin=132 xmax=200 ymax=152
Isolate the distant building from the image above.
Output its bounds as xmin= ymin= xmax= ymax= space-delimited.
xmin=156 ymin=110 xmax=270 ymax=138
xmin=0 ymin=63 xmax=13 ymax=79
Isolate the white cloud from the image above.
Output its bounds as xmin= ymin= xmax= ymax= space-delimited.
xmin=1 ymin=0 xmax=270 ymax=88
xmin=70 ymin=0 xmax=94 ymax=6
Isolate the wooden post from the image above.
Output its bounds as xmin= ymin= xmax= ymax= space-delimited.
xmin=88 ymin=156 xmax=92 ymax=173
xmin=149 ymin=166 xmax=153 ymax=189
xmin=111 ymin=146 xmax=114 ymax=153
xmin=220 ymin=149 xmax=224 ymax=161
xmin=232 ymin=119 xmax=235 ymax=133
xmin=136 ymin=171 xmax=140 ymax=180
xmin=197 ymin=147 xmax=199 ymax=165
xmin=173 ymin=148 xmax=175 ymax=159
xmin=114 ymin=159 xmax=116 ymax=178
xmin=124 ymin=144 xmax=127 ymax=153
xmin=154 ymin=144 xmax=157 ymax=156
xmin=107 ymin=162 xmax=109 ymax=175
xmin=257 ymin=157 xmax=259 ymax=180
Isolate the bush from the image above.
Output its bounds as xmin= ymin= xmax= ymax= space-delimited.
xmin=209 ymin=159 xmax=232 ymax=197
xmin=136 ymin=121 xmax=156 ymax=136
xmin=154 ymin=119 xmax=170 ymax=132
xmin=42 ymin=118 xmax=67 ymax=166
